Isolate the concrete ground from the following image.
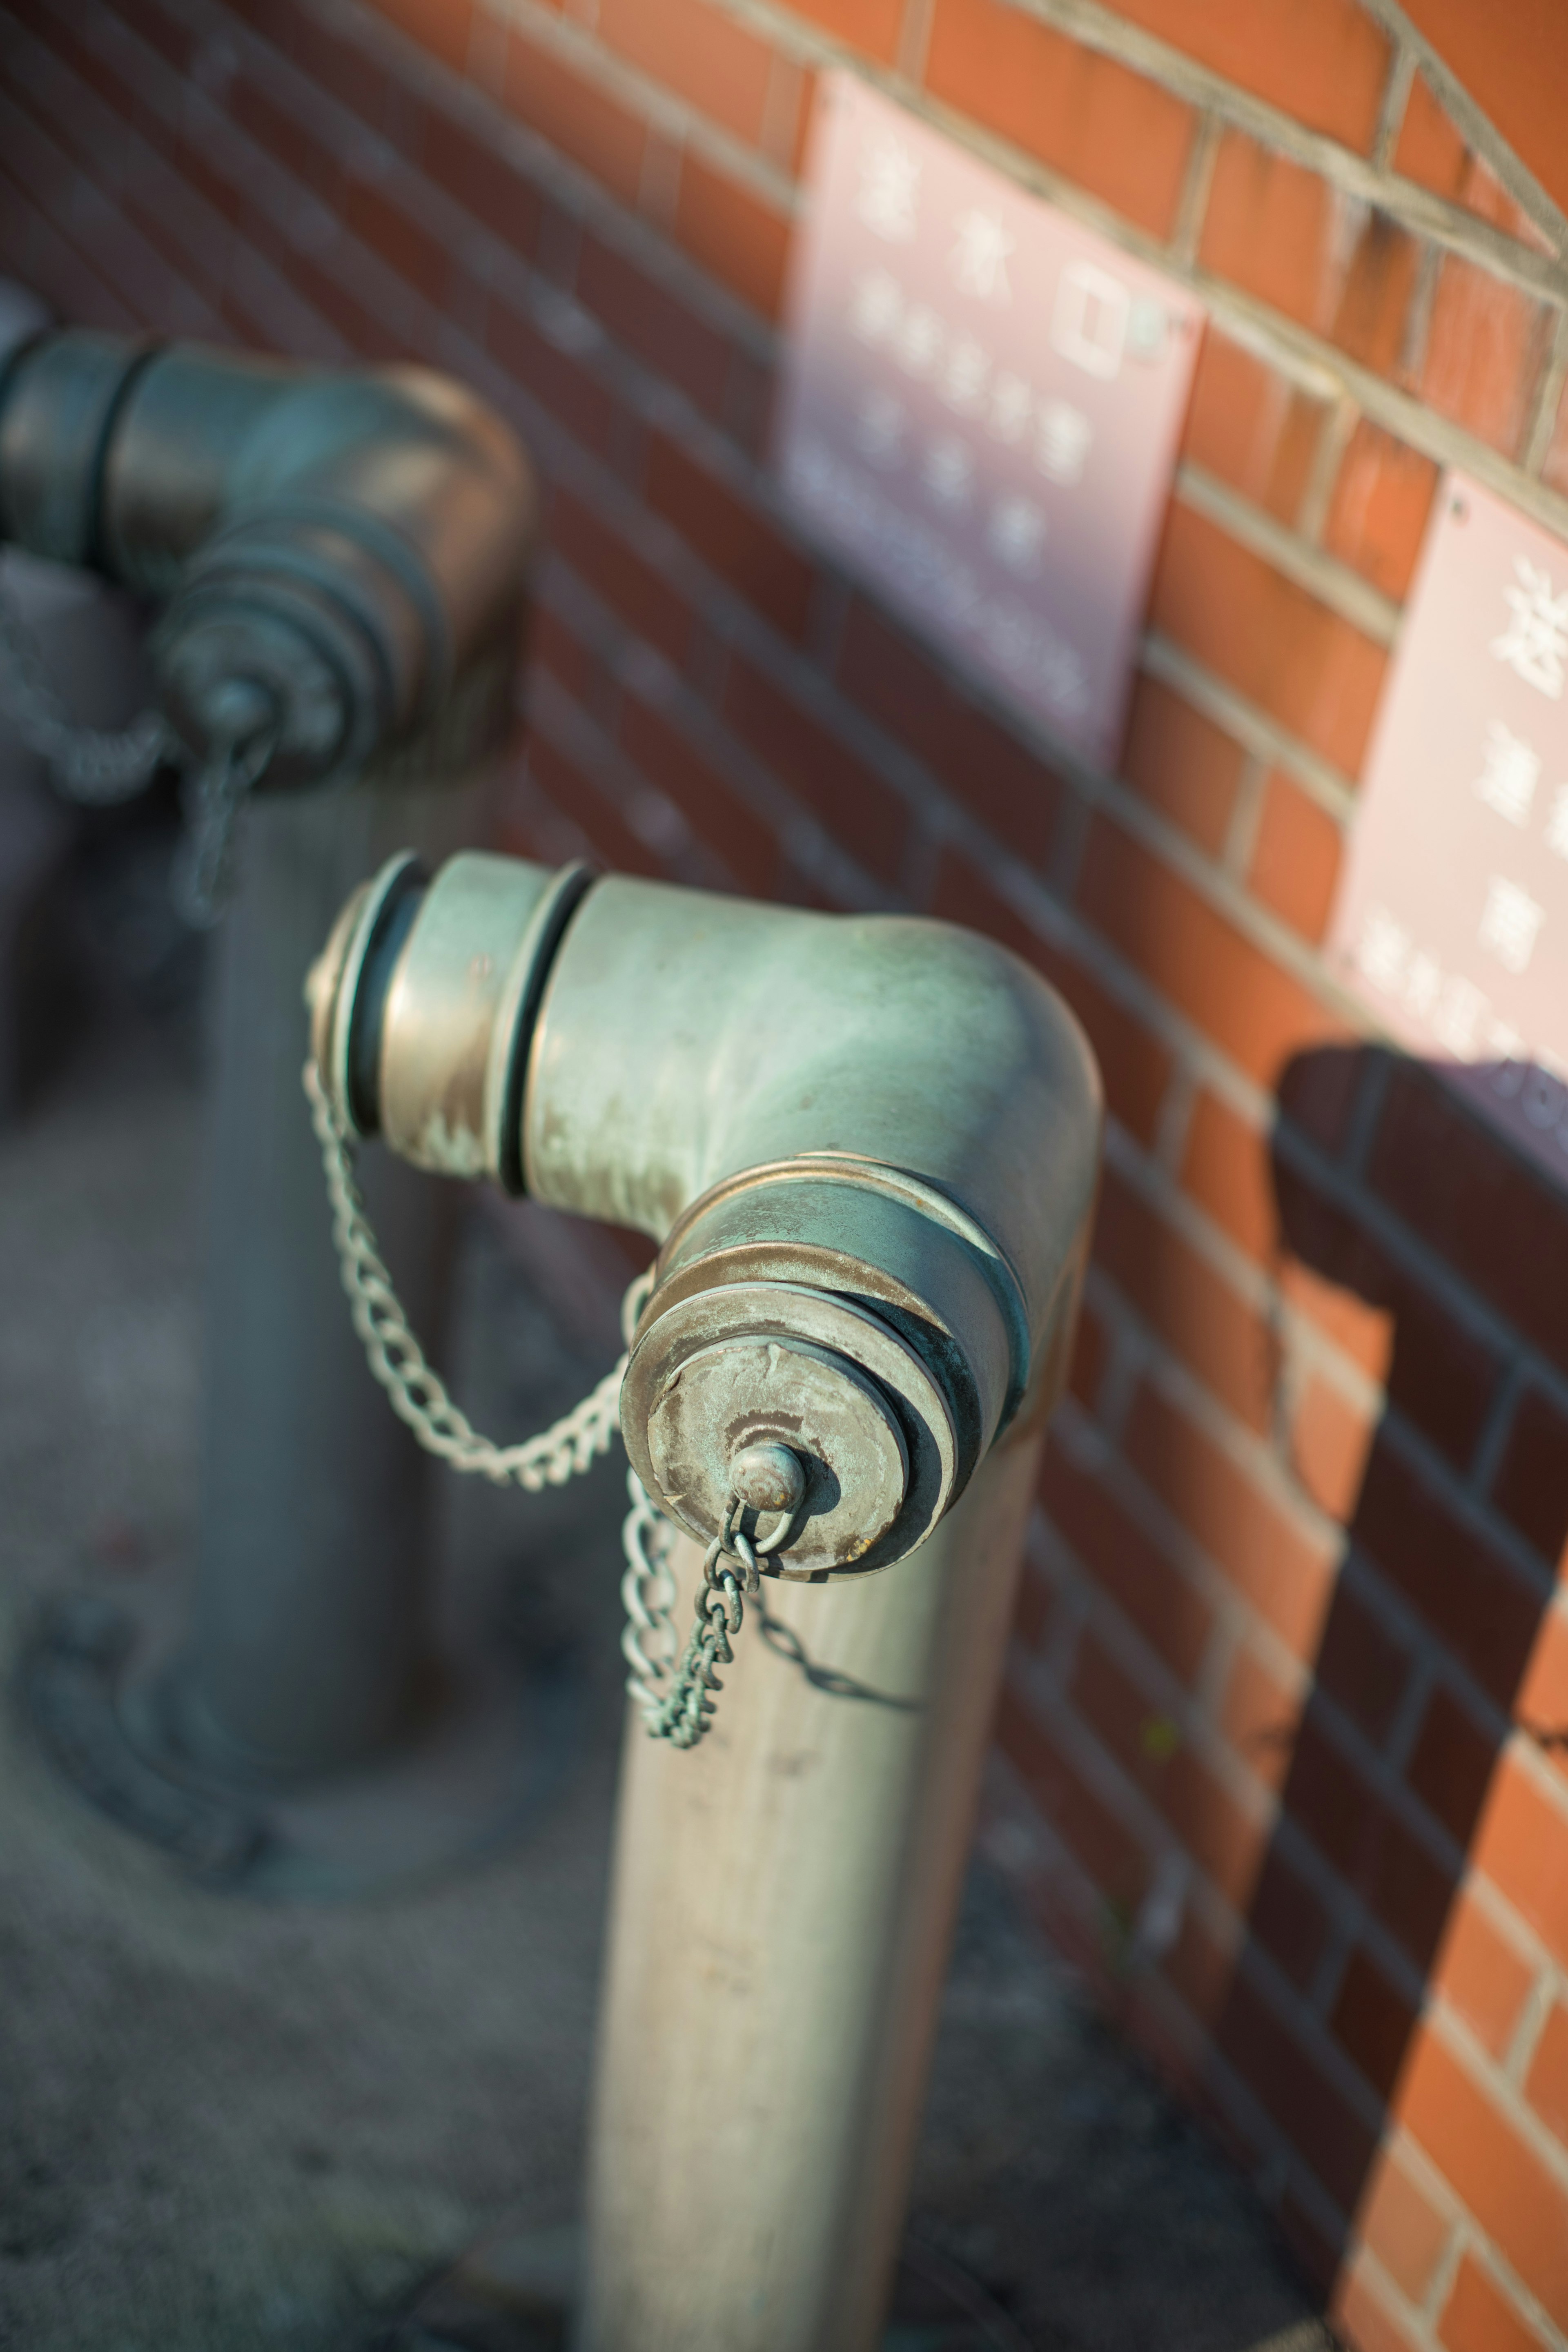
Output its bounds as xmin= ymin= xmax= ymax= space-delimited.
xmin=0 ymin=831 xmax=1336 ymax=2352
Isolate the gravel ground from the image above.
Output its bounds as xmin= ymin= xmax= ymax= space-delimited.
xmin=0 ymin=907 xmax=1334 ymax=2352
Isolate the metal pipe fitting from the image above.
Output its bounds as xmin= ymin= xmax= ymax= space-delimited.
xmin=309 ymin=850 xmax=1102 ymax=1579
xmin=0 ymin=332 xmax=536 ymax=784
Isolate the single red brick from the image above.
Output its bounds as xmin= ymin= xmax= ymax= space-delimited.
xmin=1114 ymin=0 xmax=1390 ymax=151
xmin=1093 ymin=1166 xmax=1275 ymax=1434
xmin=551 ymin=488 xmax=698 ymax=670
xmin=1180 ymin=329 xmax=1326 ymax=528
xmin=1199 ymin=134 xmax=1419 ymax=381
xmin=278 ymin=5 xmax=395 ymax=130
xmin=672 ymin=149 xmax=791 ymax=321
xmin=1523 ymin=2000 xmax=1568 ymax=2154
xmin=1161 ymin=1902 xmax=1234 ymax=2029
xmin=930 ymin=849 xmax=1173 ymax=1146
xmin=1354 ymin=1446 xmax=1540 ymax=1709
xmin=365 ymin=0 xmax=475 ymax=71
xmin=1406 ymin=1684 xmax=1502 ymax=1849
xmin=644 ymin=431 xmax=815 ymax=642
xmin=1313 ymin=1578 xmax=1414 ymax=1750
xmin=1220 ymin=1639 xmax=1300 ymax=1795
xmin=618 ymin=687 xmax=782 ymax=896
xmin=1180 ymin=1090 xmax=1276 ymax=1264
xmin=784 ymin=0 xmax=902 ymax=62
xmin=1490 ymin=1389 xmax=1568 ymax=1570
xmin=1366 ymin=1062 xmax=1568 ymax=1383
xmin=1283 ymin=1711 xmax=1457 ymax=1970
xmin=595 ymin=0 xmax=774 ymax=149
xmin=1246 ymin=1842 xmax=1334 ymax=1991
xmin=1075 ymin=811 xmax=1341 ymax=1086
xmin=254 ymin=214 xmax=396 ymax=360
xmin=1518 ymin=1608 xmax=1568 ymax=1794
xmin=1277 ymin=1047 xmax=1368 ymax=1161
xmin=1383 ymin=1287 xmax=1503 ymax=1474
xmin=1247 ymin=772 xmax=1343 ymax=944
xmin=419 ymin=106 xmax=546 ymax=257
xmin=1473 ymin=1750 xmax=1568 ymax=1973
xmin=1408 ymin=254 xmax=1552 ymax=461
xmin=1011 ymin=1556 xmax=1056 ymax=1654
xmin=1441 ymin=2252 xmax=1553 ymax=2352
xmin=1357 ymin=2148 xmax=1453 ymax=2306
xmin=1291 ymin=1374 xmax=1374 ymax=1523
xmin=1038 ymin=1428 xmax=1216 ymax=1685
xmin=836 ymin=599 xmax=1063 ymax=873
xmin=341 ymin=172 xmax=451 ymax=306
xmin=1394 ymin=72 xmax=1548 ymax=247
xmin=227 ymin=74 xmax=333 ymax=194
xmin=1124 ymin=1381 xmax=1335 ymax=1657
xmin=501 ymin=25 xmax=648 ymax=210
xmin=1432 ymin=1886 xmax=1537 ymax=2062
xmin=721 ymin=651 xmax=907 ymax=884
xmin=1070 ymin=1630 xmax=1265 ymax=1906
xmin=925 ymin=0 xmax=1194 ymax=238
xmin=1323 ymin=420 xmax=1439 ymax=605
xmin=996 ymin=1676 xmax=1154 ymax=1909
xmin=1393 ymin=70 xmax=1468 ymax=202
xmin=528 ymin=598 xmax=599 ymax=710
xmin=486 ymin=290 xmax=620 ymax=457
xmin=1067 ymin=1298 xmax=1110 ymax=1412
xmin=1332 ymin=1944 xmax=1420 ymax=2101
xmin=1119 ymin=672 xmax=1244 ymax=856
xmin=1401 ymin=2024 xmax=1568 ymax=2327
xmin=576 ymin=232 xmax=733 ymax=419
xmin=110 ymin=0 xmax=197 ymax=74
xmin=1332 ymin=2265 xmax=1426 ymax=2352
xmin=1151 ymin=502 xmax=1388 ymax=777
xmin=1216 ymin=1969 xmax=1379 ymax=2213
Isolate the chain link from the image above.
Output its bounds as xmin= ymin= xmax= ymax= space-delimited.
xmin=0 ymin=567 xmax=169 ymax=804
xmin=305 ymin=1057 xmax=650 ymax=1490
xmin=622 ymin=1480 xmax=763 ymax=1750
xmin=173 ymin=728 xmax=275 ymax=929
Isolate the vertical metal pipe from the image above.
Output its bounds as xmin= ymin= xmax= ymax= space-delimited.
xmin=577 ymin=1387 xmax=1050 ymax=2352
xmin=172 ymin=780 xmax=473 ymax=1781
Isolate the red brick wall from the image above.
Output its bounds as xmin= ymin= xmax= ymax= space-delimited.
xmin=6 ymin=0 xmax=1568 ymax=2343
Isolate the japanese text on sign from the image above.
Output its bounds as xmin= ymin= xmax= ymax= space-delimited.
xmin=1329 ymin=473 xmax=1568 ymax=1185
xmin=774 ymin=74 xmax=1203 ymax=767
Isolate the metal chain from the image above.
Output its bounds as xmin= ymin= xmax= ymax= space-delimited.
xmin=305 ymin=1056 xmax=650 ymax=1491
xmin=0 ymin=567 xmax=169 ymax=803
xmin=623 ymin=1487 xmax=762 ymax=1750
xmin=621 ymin=1477 xmax=805 ymax=1748
xmin=307 ymin=1054 xmax=788 ymax=1748
xmin=172 ymin=728 xmax=275 ymax=929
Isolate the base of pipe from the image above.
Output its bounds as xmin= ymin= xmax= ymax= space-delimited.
xmin=20 ymin=1585 xmax=582 ymax=1899
xmin=368 ymin=2225 xmax=1033 ymax=2351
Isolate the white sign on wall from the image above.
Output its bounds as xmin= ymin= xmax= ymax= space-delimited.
xmin=1328 ymin=472 xmax=1568 ymax=1186
xmin=775 ymin=73 xmax=1204 ymax=767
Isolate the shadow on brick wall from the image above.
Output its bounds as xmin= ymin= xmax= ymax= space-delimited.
xmin=1229 ymin=1042 xmax=1568 ymax=2281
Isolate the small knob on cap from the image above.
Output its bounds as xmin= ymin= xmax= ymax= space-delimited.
xmin=728 ymin=1441 xmax=806 ymax=1517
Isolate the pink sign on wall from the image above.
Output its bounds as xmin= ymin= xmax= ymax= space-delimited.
xmin=774 ymin=73 xmax=1203 ymax=767
xmin=1329 ymin=473 xmax=1568 ymax=1185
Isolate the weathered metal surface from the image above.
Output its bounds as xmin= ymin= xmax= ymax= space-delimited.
xmin=310 ymin=836 xmax=1102 ymax=2332
xmin=0 ymin=333 xmax=536 ymax=788
xmin=580 ymin=1391 xmax=1054 ymax=2352
xmin=625 ymin=1281 xmax=953 ymax=1577
xmin=310 ymin=852 xmax=1101 ymax=1579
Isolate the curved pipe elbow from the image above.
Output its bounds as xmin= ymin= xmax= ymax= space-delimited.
xmin=310 ymin=853 xmax=1101 ymax=1580
xmin=0 ymin=331 xmax=535 ymax=784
